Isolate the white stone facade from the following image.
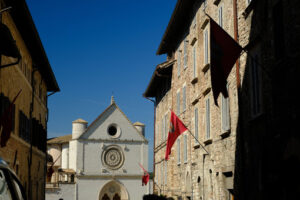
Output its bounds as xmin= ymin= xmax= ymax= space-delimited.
xmin=46 ymin=101 xmax=149 ymax=200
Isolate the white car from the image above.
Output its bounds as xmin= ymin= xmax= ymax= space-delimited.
xmin=0 ymin=158 xmax=26 ymax=200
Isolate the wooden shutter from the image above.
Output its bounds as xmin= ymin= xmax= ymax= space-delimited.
xmin=184 ymin=40 xmax=188 ymax=68
xmin=193 ymin=45 xmax=196 ymax=78
xmin=177 ymin=91 xmax=180 ymax=115
xmin=184 ymin=135 xmax=187 ymax=163
xmin=218 ymin=6 xmax=223 ymax=28
xmin=178 ymin=51 xmax=181 ymax=77
xmin=195 ymin=108 xmax=199 ymax=143
xmin=206 ymin=98 xmax=210 ymax=139
xmin=183 ymin=86 xmax=186 ymax=111
xmin=177 ymin=139 xmax=181 ymax=164
xmin=204 ymin=30 xmax=208 ymax=64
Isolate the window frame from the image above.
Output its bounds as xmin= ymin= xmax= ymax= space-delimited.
xmin=177 ymin=138 xmax=181 ymax=165
xmin=205 ymin=98 xmax=211 ymax=139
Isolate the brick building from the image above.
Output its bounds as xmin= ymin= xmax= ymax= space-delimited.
xmin=0 ymin=0 xmax=59 ymax=199
xmin=144 ymin=0 xmax=299 ymax=200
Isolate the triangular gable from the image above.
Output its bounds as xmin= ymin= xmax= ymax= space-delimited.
xmin=78 ymin=103 xmax=147 ymax=142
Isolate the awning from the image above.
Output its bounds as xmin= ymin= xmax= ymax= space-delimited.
xmin=0 ymin=22 xmax=20 ymax=58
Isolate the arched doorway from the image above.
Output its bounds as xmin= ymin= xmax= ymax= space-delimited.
xmin=99 ymin=180 xmax=129 ymax=200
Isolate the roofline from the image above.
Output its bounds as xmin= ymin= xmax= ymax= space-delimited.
xmin=156 ymin=0 xmax=182 ymax=55
xmin=156 ymin=0 xmax=198 ymax=55
xmin=79 ymin=102 xmax=148 ymax=143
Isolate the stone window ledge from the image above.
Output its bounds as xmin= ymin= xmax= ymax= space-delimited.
xmin=202 ymin=87 xmax=211 ymax=96
xmin=191 ymin=77 xmax=198 ymax=84
xmin=201 ymin=18 xmax=209 ymax=30
xmin=220 ymin=130 xmax=231 ymax=139
xmin=202 ymin=63 xmax=210 ymax=73
xmin=204 ymin=138 xmax=213 ymax=145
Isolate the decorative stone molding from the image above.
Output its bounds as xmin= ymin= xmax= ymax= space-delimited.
xmin=101 ymin=145 xmax=125 ymax=170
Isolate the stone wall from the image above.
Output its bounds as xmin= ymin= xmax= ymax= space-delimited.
xmin=153 ymin=0 xmax=245 ymax=199
xmin=0 ymin=1 xmax=51 ymax=199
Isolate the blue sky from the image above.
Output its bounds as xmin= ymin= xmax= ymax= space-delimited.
xmin=26 ymin=0 xmax=176 ymax=171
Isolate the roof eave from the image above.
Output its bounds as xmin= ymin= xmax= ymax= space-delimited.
xmin=156 ymin=0 xmax=198 ymax=55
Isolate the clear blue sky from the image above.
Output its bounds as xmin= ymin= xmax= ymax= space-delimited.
xmin=26 ymin=0 xmax=176 ymax=171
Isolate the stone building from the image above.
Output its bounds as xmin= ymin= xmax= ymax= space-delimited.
xmin=145 ymin=0 xmax=300 ymax=200
xmin=0 ymin=0 xmax=60 ymax=200
xmin=145 ymin=1 xmax=238 ymax=199
xmin=233 ymin=0 xmax=300 ymax=200
xmin=46 ymin=98 xmax=150 ymax=200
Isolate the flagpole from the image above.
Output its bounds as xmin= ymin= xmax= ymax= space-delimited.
xmin=185 ymin=127 xmax=210 ymax=155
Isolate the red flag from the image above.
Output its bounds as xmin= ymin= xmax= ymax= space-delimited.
xmin=139 ymin=163 xmax=149 ymax=186
xmin=165 ymin=111 xmax=187 ymax=160
xmin=0 ymin=90 xmax=22 ymax=147
xmin=210 ymin=16 xmax=242 ymax=106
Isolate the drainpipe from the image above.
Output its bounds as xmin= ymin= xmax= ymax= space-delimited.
xmin=233 ymin=0 xmax=240 ymax=88
xmin=144 ymin=96 xmax=156 ymax=194
xmin=28 ymin=66 xmax=38 ymax=200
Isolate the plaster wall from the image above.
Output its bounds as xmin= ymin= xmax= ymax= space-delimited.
xmin=77 ymin=178 xmax=147 ymax=200
xmin=48 ymin=145 xmax=61 ymax=166
xmin=81 ymin=141 xmax=148 ymax=175
xmin=61 ymin=143 xmax=69 ymax=169
xmin=45 ymin=184 xmax=75 ymax=200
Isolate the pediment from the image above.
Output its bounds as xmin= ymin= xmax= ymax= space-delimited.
xmin=79 ymin=103 xmax=147 ymax=142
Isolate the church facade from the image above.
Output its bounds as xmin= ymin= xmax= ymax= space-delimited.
xmin=46 ymin=99 xmax=149 ymax=200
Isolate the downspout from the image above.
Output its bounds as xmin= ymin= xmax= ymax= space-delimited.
xmin=144 ymin=96 xmax=156 ymax=194
xmin=28 ymin=66 xmax=38 ymax=200
xmin=233 ymin=0 xmax=240 ymax=88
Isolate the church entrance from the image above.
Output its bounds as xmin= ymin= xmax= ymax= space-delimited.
xmin=101 ymin=193 xmax=121 ymax=200
xmin=99 ymin=180 xmax=129 ymax=200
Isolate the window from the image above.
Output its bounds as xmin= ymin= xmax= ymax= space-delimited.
xmin=184 ymin=135 xmax=187 ymax=163
xmin=161 ymin=120 xmax=164 ymax=142
xmin=184 ymin=40 xmax=188 ymax=69
xmin=162 ymin=117 xmax=165 ymax=141
xmin=204 ymin=29 xmax=209 ymax=65
xmin=182 ymin=85 xmax=186 ymax=111
xmin=155 ymin=165 xmax=158 ymax=183
xmin=218 ymin=6 xmax=223 ymax=28
xmin=194 ymin=108 xmax=199 ymax=144
xmin=164 ymin=161 xmax=167 ymax=185
xmin=221 ymin=85 xmax=230 ymax=132
xmin=177 ymin=50 xmax=181 ymax=76
xmin=176 ymin=91 xmax=180 ymax=115
xmin=156 ymin=123 xmax=159 ymax=146
xmin=250 ymin=54 xmax=262 ymax=116
xmin=19 ymin=111 xmax=30 ymax=143
xmin=107 ymin=123 xmax=121 ymax=138
xmin=177 ymin=139 xmax=181 ymax=164
xmin=164 ymin=114 xmax=168 ymax=140
xmin=205 ymin=98 xmax=210 ymax=139
xmin=160 ymin=163 xmax=163 ymax=186
xmin=193 ymin=45 xmax=197 ymax=78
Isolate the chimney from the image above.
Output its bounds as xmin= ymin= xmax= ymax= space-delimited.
xmin=72 ymin=119 xmax=88 ymax=139
xmin=133 ymin=122 xmax=145 ymax=136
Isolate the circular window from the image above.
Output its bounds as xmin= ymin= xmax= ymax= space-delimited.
xmin=101 ymin=145 xmax=125 ymax=170
xmin=108 ymin=125 xmax=117 ymax=136
xmin=107 ymin=124 xmax=121 ymax=138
